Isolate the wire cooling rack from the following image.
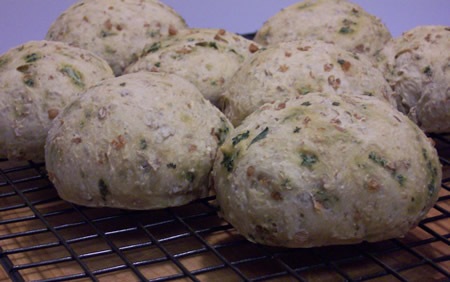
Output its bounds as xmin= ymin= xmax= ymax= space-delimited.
xmin=0 ymin=132 xmax=449 ymax=282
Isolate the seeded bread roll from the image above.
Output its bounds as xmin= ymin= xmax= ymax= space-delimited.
xmin=213 ymin=92 xmax=441 ymax=248
xmin=220 ymin=40 xmax=397 ymax=126
xmin=125 ymin=28 xmax=261 ymax=105
xmin=381 ymin=25 xmax=450 ymax=133
xmin=0 ymin=40 xmax=114 ymax=161
xmin=45 ymin=72 xmax=232 ymax=210
xmin=254 ymin=0 xmax=392 ymax=62
xmin=46 ymin=0 xmax=187 ymax=75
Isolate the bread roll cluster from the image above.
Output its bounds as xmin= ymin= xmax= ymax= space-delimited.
xmin=46 ymin=72 xmax=231 ymax=209
xmin=0 ymin=0 xmax=446 ymax=248
xmin=46 ymin=0 xmax=188 ymax=75
xmin=0 ymin=41 xmax=114 ymax=161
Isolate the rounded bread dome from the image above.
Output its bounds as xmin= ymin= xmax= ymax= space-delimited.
xmin=254 ymin=0 xmax=392 ymax=61
xmin=125 ymin=28 xmax=261 ymax=105
xmin=0 ymin=40 xmax=114 ymax=161
xmin=213 ymin=92 xmax=441 ymax=248
xmin=45 ymin=72 xmax=233 ymax=210
xmin=383 ymin=25 xmax=450 ymax=133
xmin=220 ymin=40 xmax=397 ymax=126
xmin=46 ymin=0 xmax=188 ymax=75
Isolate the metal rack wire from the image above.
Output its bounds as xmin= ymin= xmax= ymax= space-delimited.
xmin=0 ymin=133 xmax=449 ymax=282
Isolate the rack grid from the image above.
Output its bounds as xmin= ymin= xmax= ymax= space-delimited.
xmin=1 ymin=132 xmax=449 ymax=282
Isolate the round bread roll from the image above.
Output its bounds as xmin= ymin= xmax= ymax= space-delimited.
xmin=213 ymin=92 xmax=442 ymax=248
xmin=45 ymin=72 xmax=233 ymax=210
xmin=46 ymin=0 xmax=188 ymax=75
xmin=0 ymin=40 xmax=114 ymax=161
xmin=125 ymin=28 xmax=261 ymax=105
xmin=220 ymin=40 xmax=397 ymax=126
xmin=382 ymin=25 xmax=450 ymax=133
xmin=254 ymin=0 xmax=392 ymax=61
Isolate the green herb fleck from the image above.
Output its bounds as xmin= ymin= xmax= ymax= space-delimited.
xmin=0 ymin=56 xmax=8 ymax=68
xmin=229 ymin=48 xmax=238 ymax=54
xmin=427 ymin=183 xmax=436 ymax=197
xmin=298 ymin=86 xmax=312 ymax=95
xmin=301 ymin=101 xmax=311 ymax=106
xmin=281 ymin=178 xmax=291 ymax=189
xmin=24 ymin=53 xmax=41 ymax=63
xmin=332 ymin=102 xmax=340 ymax=106
xmin=104 ymin=45 xmax=116 ymax=54
xmin=100 ymin=30 xmax=117 ymax=38
xmin=139 ymin=139 xmax=147 ymax=150
xmin=98 ymin=179 xmax=109 ymax=201
xmin=232 ymin=131 xmax=250 ymax=146
xmin=221 ymin=149 xmax=239 ymax=172
xmin=339 ymin=26 xmax=354 ymax=34
xmin=183 ymin=171 xmax=196 ymax=183
xmin=147 ymin=30 xmax=160 ymax=38
xmin=297 ymin=3 xmax=312 ymax=9
xmin=195 ymin=41 xmax=218 ymax=49
xmin=248 ymin=127 xmax=269 ymax=147
xmin=363 ymin=91 xmax=374 ymax=97
xmin=369 ymin=152 xmax=408 ymax=186
xmin=423 ymin=66 xmax=432 ymax=78
xmin=167 ymin=163 xmax=177 ymax=169
xmin=23 ymin=76 xmax=35 ymax=87
xmin=293 ymin=127 xmax=301 ymax=133
xmin=300 ymin=152 xmax=318 ymax=168
xmin=395 ymin=174 xmax=407 ymax=186
xmin=215 ymin=118 xmax=230 ymax=146
xmin=424 ymin=149 xmax=438 ymax=198
xmin=368 ymin=152 xmax=388 ymax=167
xmin=143 ymin=42 xmax=161 ymax=55
xmin=154 ymin=62 xmax=161 ymax=67
xmin=314 ymin=187 xmax=339 ymax=209
xmin=60 ymin=65 xmax=85 ymax=88
xmin=119 ymin=82 xmax=126 ymax=87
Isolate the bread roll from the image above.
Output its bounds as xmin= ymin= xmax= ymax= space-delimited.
xmin=125 ymin=28 xmax=261 ymax=105
xmin=46 ymin=0 xmax=187 ymax=75
xmin=213 ymin=92 xmax=441 ymax=248
xmin=254 ymin=0 xmax=392 ymax=62
xmin=45 ymin=72 xmax=232 ymax=210
xmin=0 ymin=40 xmax=114 ymax=161
xmin=220 ymin=40 xmax=397 ymax=126
xmin=382 ymin=25 xmax=450 ymax=133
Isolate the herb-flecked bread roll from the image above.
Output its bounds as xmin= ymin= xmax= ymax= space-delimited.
xmin=0 ymin=40 xmax=114 ymax=161
xmin=220 ymin=40 xmax=397 ymax=126
xmin=381 ymin=25 xmax=450 ymax=133
xmin=213 ymin=92 xmax=442 ymax=248
xmin=254 ymin=0 xmax=392 ymax=61
xmin=45 ymin=72 xmax=232 ymax=210
xmin=125 ymin=28 xmax=261 ymax=105
xmin=46 ymin=0 xmax=188 ymax=75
